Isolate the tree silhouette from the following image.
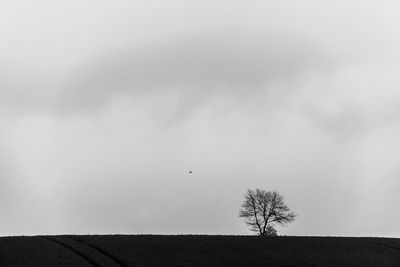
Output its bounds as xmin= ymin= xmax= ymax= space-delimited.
xmin=239 ymin=189 xmax=296 ymax=236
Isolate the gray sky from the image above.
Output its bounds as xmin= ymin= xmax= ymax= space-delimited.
xmin=1 ymin=0 xmax=400 ymax=236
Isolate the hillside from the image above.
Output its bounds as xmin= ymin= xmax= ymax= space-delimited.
xmin=0 ymin=235 xmax=399 ymax=266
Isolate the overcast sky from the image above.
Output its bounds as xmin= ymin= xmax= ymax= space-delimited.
xmin=1 ymin=0 xmax=400 ymax=236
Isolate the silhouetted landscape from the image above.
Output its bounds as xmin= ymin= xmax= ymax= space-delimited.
xmin=2 ymin=1 xmax=400 ymax=266
xmin=1 ymin=235 xmax=400 ymax=266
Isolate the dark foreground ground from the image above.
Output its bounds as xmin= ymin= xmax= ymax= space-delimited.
xmin=0 ymin=235 xmax=400 ymax=266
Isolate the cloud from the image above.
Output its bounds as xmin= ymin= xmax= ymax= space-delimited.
xmin=1 ymin=30 xmax=332 ymax=117
xmin=301 ymin=63 xmax=400 ymax=142
xmin=2 ymin=1 xmax=400 ymax=237
xmin=64 ymin=31 xmax=330 ymax=109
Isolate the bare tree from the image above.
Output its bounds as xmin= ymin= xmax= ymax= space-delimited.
xmin=239 ymin=189 xmax=296 ymax=236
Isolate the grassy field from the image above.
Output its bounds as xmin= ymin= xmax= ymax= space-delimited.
xmin=0 ymin=235 xmax=399 ymax=266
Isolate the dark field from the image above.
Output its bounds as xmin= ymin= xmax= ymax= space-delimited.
xmin=0 ymin=235 xmax=400 ymax=266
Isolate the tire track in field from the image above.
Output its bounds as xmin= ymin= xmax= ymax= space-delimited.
xmin=68 ymin=236 xmax=127 ymax=267
xmin=41 ymin=236 xmax=100 ymax=267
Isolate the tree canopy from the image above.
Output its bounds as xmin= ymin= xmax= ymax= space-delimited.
xmin=239 ymin=189 xmax=296 ymax=236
